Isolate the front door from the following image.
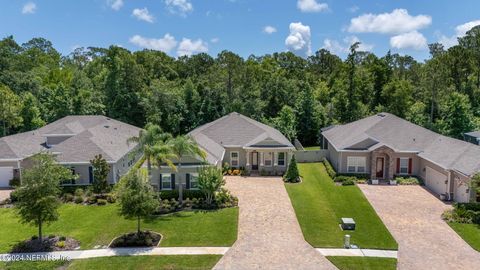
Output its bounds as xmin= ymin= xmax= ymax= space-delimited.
xmin=252 ymin=152 xmax=258 ymax=170
xmin=376 ymin=157 xmax=384 ymax=178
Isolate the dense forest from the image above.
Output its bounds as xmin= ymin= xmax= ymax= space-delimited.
xmin=1 ymin=26 xmax=480 ymax=146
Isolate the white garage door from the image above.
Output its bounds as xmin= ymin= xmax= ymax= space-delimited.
xmin=454 ymin=181 xmax=470 ymax=203
xmin=425 ymin=166 xmax=447 ymax=196
xmin=0 ymin=167 xmax=14 ymax=187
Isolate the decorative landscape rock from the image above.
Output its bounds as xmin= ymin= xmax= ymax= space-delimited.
xmin=12 ymin=235 xmax=80 ymax=253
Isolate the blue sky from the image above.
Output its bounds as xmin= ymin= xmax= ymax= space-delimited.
xmin=1 ymin=0 xmax=480 ymax=61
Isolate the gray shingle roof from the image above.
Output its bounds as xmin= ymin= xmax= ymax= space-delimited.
xmin=0 ymin=116 xmax=141 ymax=163
xmin=322 ymin=112 xmax=480 ymax=176
xmin=465 ymin=131 xmax=480 ymax=138
xmin=188 ymin=112 xmax=294 ymax=165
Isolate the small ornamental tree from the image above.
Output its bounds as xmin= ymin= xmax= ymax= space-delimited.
xmin=15 ymin=153 xmax=74 ymax=242
xmin=470 ymin=172 xmax=480 ymax=201
xmin=90 ymin=154 xmax=111 ymax=194
xmin=118 ymin=170 xmax=159 ymax=234
xmin=198 ymin=166 xmax=225 ymax=205
xmin=284 ymin=155 xmax=300 ymax=183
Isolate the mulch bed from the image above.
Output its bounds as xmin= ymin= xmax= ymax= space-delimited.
xmin=109 ymin=231 xmax=161 ymax=248
xmin=12 ymin=236 xmax=80 ymax=253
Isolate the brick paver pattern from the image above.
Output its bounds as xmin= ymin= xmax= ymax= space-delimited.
xmin=0 ymin=189 xmax=12 ymax=202
xmin=214 ymin=176 xmax=337 ymax=270
xmin=359 ymin=184 xmax=480 ymax=270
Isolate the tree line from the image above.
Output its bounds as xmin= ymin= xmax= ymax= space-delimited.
xmin=1 ymin=26 xmax=480 ymax=145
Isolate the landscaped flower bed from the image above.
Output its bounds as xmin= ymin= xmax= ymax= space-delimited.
xmin=109 ymin=231 xmax=161 ymax=248
xmin=62 ymin=188 xmax=116 ymax=206
xmin=394 ymin=176 xmax=423 ymax=185
xmin=12 ymin=235 xmax=80 ymax=253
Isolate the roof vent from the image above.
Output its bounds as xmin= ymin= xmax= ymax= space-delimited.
xmin=377 ymin=113 xmax=386 ymax=117
xmin=104 ymin=125 xmax=110 ymax=128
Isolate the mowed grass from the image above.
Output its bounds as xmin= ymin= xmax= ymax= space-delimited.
xmin=285 ymin=163 xmax=397 ymax=249
xmin=448 ymin=222 xmax=480 ymax=251
xmin=0 ymin=255 xmax=221 ymax=270
xmin=327 ymin=256 xmax=397 ymax=270
xmin=0 ymin=204 xmax=238 ymax=253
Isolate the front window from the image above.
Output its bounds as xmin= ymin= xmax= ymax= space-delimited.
xmin=347 ymin=156 xmax=366 ymax=173
xmin=278 ymin=152 xmax=286 ymax=166
xmin=399 ymin=158 xmax=409 ymax=174
xmin=264 ymin=152 xmax=272 ymax=166
xmin=190 ymin=173 xmax=199 ymax=189
xmin=161 ymin=174 xmax=172 ymax=190
xmin=230 ymin=151 xmax=239 ymax=167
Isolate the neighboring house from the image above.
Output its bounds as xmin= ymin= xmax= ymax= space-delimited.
xmin=151 ymin=112 xmax=295 ymax=190
xmin=321 ymin=112 xmax=480 ymax=203
xmin=464 ymin=131 xmax=480 ymax=145
xmin=0 ymin=116 xmax=141 ymax=187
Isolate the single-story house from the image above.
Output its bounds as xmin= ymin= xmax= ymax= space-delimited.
xmin=321 ymin=112 xmax=480 ymax=203
xmin=0 ymin=116 xmax=141 ymax=187
xmin=464 ymin=131 xmax=480 ymax=145
xmin=151 ymin=112 xmax=295 ymax=190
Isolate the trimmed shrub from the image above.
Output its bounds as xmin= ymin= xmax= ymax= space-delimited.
xmin=284 ymin=155 xmax=300 ymax=183
xmin=63 ymin=193 xmax=74 ymax=202
xmin=74 ymin=196 xmax=84 ymax=204
xmin=74 ymin=188 xmax=84 ymax=197
xmin=395 ymin=176 xmax=422 ymax=185
xmin=342 ymin=178 xmax=356 ymax=186
xmin=323 ymin=159 xmax=336 ymax=178
xmin=87 ymin=196 xmax=97 ymax=204
xmin=9 ymin=178 xmax=20 ymax=187
xmin=106 ymin=193 xmax=116 ymax=203
xmin=97 ymin=199 xmax=107 ymax=205
xmin=159 ymin=190 xmax=204 ymax=200
xmin=456 ymin=203 xmax=480 ymax=212
xmin=9 ymin=190 xmax=19 ymax=203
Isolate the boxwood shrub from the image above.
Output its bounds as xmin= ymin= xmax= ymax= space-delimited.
xmin=322 ymin=159 xmax=336 ymax=178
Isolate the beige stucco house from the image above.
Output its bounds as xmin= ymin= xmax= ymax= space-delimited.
xmin=150 ymin=112 xmax=295 ymax=190
xmin=0 ymin=116 xmax=141 ymax=187
xmin=321 ymin=112 xmax=480 ymax=203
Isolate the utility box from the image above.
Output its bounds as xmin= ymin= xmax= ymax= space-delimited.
xmin=341 ymin=218 xmax=356 ymax=230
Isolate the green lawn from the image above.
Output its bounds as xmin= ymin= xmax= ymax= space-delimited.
xmin=0 ymin=255 xmax=221 ymax=270
xmin=285 ymin=163 xmax=397 ymax=249
xmin=303 ymin=146 xmax=321 ymax=150
xmin=0 ymin=204 xmax=238 ymax=253
xmin=327 ymin=256 xmax=397 ymax=270
xmin=448 ymin=222 xmax=480 ymax=251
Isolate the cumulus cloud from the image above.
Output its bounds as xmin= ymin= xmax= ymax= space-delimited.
xmin=439 ymin=20 xmax=480 ymax=48
xmin=22 ymin=2 xmax=36 ymax=14
xmin=263 ymin=26 xmax=277 ymax=34
xmin=348 ymin=9 xmax=431 ymax=34
xmin=129 ymin=34 xmax=178 ymax=52
xmin=165 ymin=0 xmax=193 ymax=16
xmin=107 ymin=0 xmax=123 ymax=11
xmin=323 ymin=36 xmax=373 ymax=54
xmin=177 ymin=38 xmax=208 ymax=56
xmin=390 ymin=31 xmax=427 ymax=50
xmin=132 ymin=8 xmax=155 ymax=23
xmin=285 ymin=22 xmax=312 ymax=57
xmin=297 ymin=0 xmax=328 ymax=13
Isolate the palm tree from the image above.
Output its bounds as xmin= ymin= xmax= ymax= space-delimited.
xmin=170 ymin=135 xmax=206 ymax=204
xmin=127 ymin=123 xmax=172 ymax=179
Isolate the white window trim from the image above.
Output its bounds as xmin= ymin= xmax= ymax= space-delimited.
xmin=347 ymin=156 xmax=366 ymax=173
xmin=264 ymin=152 xmax=273 ymax=167
xmin=277 ymin=152 xmax=286 ymax=167
xmin=190 ymin=173 xmax=199 ymax=190
xmin=161 ymin=174 xmax=172 ymax=190
xmin=399 ymin=158 xmax=409 ymax=175
xmin=230 ymin=151 xmax=239 ymax=168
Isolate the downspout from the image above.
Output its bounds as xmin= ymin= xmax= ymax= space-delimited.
xmin=447 ymin=170 xmax=453 ymax=201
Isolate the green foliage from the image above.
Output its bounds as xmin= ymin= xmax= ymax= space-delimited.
xmin=469 ymin=173 xmax=480 ymax=196
xmin=197 ymin=166 xmax=226 ymax=205
xmin=395 ymin=176 xmax=423 ymax=185
xmin=271 ymin=105 xmax=297 ymax=142
xmin=0 ymin=84 xmax=22 ymax=136
xmin=284 ymin=155 xmax=300 ymax=183
xmin=323 ymin=159 xmax=337 ymax=178
xmin=436 ymin=92 xmax=475 ymax=138
xmin=15 ymin=153 xmax=75 ymax=241
xmin=90 ymin=154 xmax=111 ymax=194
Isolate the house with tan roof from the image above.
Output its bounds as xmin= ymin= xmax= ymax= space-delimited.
xmin=321 ymin=112 xmax=480 ymax=203
xmin=0 ymin=116 xmax=142 ymax=187
xmin=150 ymin=112 xmax=295 ymax=190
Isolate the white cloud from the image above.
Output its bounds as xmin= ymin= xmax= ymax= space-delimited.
xmin=348 ymin=9 xmax=431 ymax=34
xmin=177 ymin=38 xmax=208 ymax=56
xmin=323 ymin=36 xmax=373 ymax=54
xmin=165 ymin=0 xmax=193 ymax=16
xmin=285 ymin=22 xmax=312 ymax=57
xmin=210 ymin=38 xmax=220 ymax=43
xmin=390 ymin=31 xmax=427 ymax=50
xmin=132 ymin=8 xmax=155 ymax=23
xmin=129 ymin=34 xmax=178 ymax=52
xmin=439 ymin=20 xmax=480 ymax=48
xmin=22 ymin=2 xmax=36 ymax=14
xmin=297 ymin=0 xmax=328 ymax=13
xmin=107 ymin=0 xmax=123 ymax=11
xmin=263 ymin=26 xmax=277 ymax=34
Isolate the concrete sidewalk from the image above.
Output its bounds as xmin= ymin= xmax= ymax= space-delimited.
xmin=0 ymin=247 xmax=229 ymax=262
xmin=316 ymin=248 xmax=397 ymax=258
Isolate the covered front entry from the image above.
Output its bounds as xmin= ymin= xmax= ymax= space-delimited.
xmin=371 ymin=146 xmax=394 ymax=180
xmin=251 ymin=152 xmax=258 ymax=170
xmin=375 ymin=157 xmax=385 ymax=178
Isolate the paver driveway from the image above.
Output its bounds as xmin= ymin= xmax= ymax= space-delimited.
xmin=0 ymin=189 xmax=12 ymax=202
xmin=359 ymin=184 xmax=480 ymax=270
xmin=214 ymin=176 xmax=336 ymax=270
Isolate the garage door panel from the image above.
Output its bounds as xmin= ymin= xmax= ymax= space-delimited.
xmin=0 ymin=167 xmax=14 ymax=187
xmin=425 ymin=166 xmax=447 ymax=196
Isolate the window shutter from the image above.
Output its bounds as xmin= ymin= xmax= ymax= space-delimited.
xmin=186 ymin=173 xmax=190 ymax=190
xmin=408 ymin=158 xmax=413 ymax=174
xmin=396 ymin=158 xmax=400 ymax=174
xmin=159 ymin=174 xmax=163 ymax=190
xmin=171 ymin=174 xmax=176 ymax=189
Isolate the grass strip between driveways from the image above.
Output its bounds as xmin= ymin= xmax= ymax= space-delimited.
xmin=448 ymin=222 xmax=480 ymax=251
xmin=0 ymin=255 xmax=222 ymax=270
xmin=326 ymin=256 xmax=397 ymax=270
xmin=0 ymin=204 xmax=238 ymax=253
xmin=285 ymin=162 xmax=397 ymax=250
